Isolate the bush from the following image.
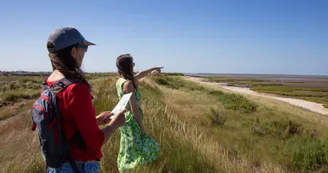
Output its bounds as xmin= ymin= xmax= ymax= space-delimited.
xmin=286 ymin=137 xmax=327 ymax=171
xmin=285 ymin=120 xmax=303 ymax=137
xmin=152 ymin=76 xmax=205 ymax=91
xmin=3 ymin=90 xmax=40 ymax=102
xmin=251 ymin=119 xmax=303 ymax=138
xmin=25 ymin=81 xmax=41 ymax=89
xmin=208 ymin=90 xmax=257 ymax=113
xmin=164 ymin=72 xmax=184 ymax=76
xmin=2 ymin=86 xmax=7 ymax=92
xmin=19 ymin=77 xmax=43 ymax=84
xmin=206 ymin=108 xmax=226 ymax=127
xmin=9 ymin=82 xmax=16 ymax=90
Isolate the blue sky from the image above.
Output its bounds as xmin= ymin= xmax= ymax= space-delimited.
xmin=0 ymin=0 xmax=327 ymax=75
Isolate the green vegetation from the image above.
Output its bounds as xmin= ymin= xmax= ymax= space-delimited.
xmin=207 ymin=77 xmax=328 ymax=108
xmin=152 ymin=76 xmax=257 ymax=113
xmin=0 ymin=77 xmax=42 ymax=107
xmin=285 ymin=137 xmax=328 ymax=171
xmin=208 ymin=90 xmax=257 ymax=113
xmin=250 ymin=118 xmax=303 ymax=139
xmin=252 ymin=86 xmax=328 ymax=107
xmin=3 ymin=90 xmax=40 ymax=102
xmin=206 ymin=108 xmax=226 ymax=127
xmin=163 ymin=72 xmax=184 ymax=76
xmin=252 ymin=86 xmax=328 ymax=94
xmin=151 ymin=76 xmax=205 ymax=91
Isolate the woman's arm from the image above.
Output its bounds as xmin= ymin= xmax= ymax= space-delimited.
xmin=96 ymin=111 xmax=112 ymax=125
xmin=135 ymin=67 xmax=163 ymax=80
xmin=101 ymin=110 xmax=126 ymax=143
xmin=123 ymin=81 xmax=145 ymax=135
xmin=69 ymin=84 xmax=125 ymax=150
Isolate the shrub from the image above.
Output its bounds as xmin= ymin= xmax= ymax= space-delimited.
xmin=152 ymin=76 xmax=205 ymax=91
xmin=19 ymin=77 xmax=43 ymax=84
xmin=9 ymin=82 xmax=16 ymax=90
xmin=251 ymin=119 xmax=303 ymax=138
xmin=285 ymin=120 xmax=303 ymax=137
xmin=164 ymin=72 xmax=184 ymax=76
xmin=25 ymin=81 xmax=41 ymax=89
xmin=286 ymin=137 xmax=327 ymax=171
xmin=208 ymin=90 xmax=257 ymax=113
xmin=206 ymin=108 xmax=226 ymax=127
xmin=3 ymin=90 xmax=40 ymax=102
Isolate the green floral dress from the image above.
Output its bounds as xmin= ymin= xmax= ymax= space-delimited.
xmin=115 ymin=78 xmax=159 ymax=172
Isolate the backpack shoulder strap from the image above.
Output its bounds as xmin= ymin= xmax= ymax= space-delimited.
xmin=51 ymin=78 xmax=81 ymax=94
xmin=41 ymin=80 xmax=50 ymax=91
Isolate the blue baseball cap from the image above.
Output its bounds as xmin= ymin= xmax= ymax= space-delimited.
xmin=47 ymin=27 xmax=95 ymax=53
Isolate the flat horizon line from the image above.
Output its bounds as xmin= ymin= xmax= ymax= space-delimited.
xmin=0 ymin=70 xmax=327 ymax=77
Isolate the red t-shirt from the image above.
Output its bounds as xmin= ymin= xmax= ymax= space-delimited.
xmin=47 ymin=80 xmax=104 ymax=161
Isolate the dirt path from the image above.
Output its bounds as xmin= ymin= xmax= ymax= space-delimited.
xmin=185 ymin=76 xmax=328 ymax=116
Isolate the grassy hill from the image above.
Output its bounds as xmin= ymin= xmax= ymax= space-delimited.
xmin=1 ymin=75 xmax=328 ymax=172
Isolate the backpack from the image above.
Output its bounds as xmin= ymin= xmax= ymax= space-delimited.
xmin=31 ymin=78 xmax=83 ymax=173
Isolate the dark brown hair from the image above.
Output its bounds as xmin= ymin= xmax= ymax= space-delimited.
xmin=116 ymin=54 xmax=137 ymax=89
xmin=47 ymin=42 xmax=90 ymax=89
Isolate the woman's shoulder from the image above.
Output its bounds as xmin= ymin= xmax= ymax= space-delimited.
xmin=64 ymin=82 xmax=90 ymax=96
xmin=122 ymin=80 xmax=135 ymax=92
xmin=116 ymin=78 xmax=131 ymax=86
xmin=53 ymin=82 xmax=91 ymax=104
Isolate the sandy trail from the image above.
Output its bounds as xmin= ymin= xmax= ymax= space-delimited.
xmin=185 ymin=76 xmax=328 ymax=116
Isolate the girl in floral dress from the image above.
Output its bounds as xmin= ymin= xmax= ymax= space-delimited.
xmin=115 ymin=54 xmax=163 ymax=172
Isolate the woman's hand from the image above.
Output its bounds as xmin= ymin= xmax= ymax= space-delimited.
xmin=101 ymin=109 xmax=126 ymax=144
xmin=97 ymin=110 xmax=126 ymax=126
xmin=96 ymin=111 xmax=112 ymax=125
xmin=153 ymin=67 xmax=164 ymax=73
xmin=108 ymin=110 xmax=126 ymax=128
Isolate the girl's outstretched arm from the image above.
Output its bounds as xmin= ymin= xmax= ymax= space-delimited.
xmin=135 ymin=67 xmax=163 ymax=80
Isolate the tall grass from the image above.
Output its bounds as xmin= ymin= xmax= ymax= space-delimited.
xmin=95 ymin=78 xmax=217 ymax=172
xmin=153 ymin=76 xmax=257 ymax=113
xmin=283 ymin=136 xmax=328 ymax=172
xmin=1 ymin=110 xmax=45 ymax=173
xmin=1 ymin=77 xmax=218 ymax=172
xmin=0 ymin=76 xmax=43 ymax=109
xmin=1 ymin=75 xmax=328 ymax=173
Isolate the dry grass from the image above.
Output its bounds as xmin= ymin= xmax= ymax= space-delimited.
xmin=0 ymin=110 xmax=44 ymax=173
xmin=0 ymin=100 xmax=35 ymax=120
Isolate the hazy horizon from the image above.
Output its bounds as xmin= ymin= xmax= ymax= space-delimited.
xmin=1 ymin=70 xmax=328 ymax=77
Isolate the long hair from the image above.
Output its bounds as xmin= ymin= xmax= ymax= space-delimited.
xmin=47 ymin=42 xmax=90 ymax=89
xmin=116 ymin=54 xmax=137 ymax=89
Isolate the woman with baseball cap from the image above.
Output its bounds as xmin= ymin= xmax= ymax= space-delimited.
xmin=44 ymin=27 xmax=126 ymax=173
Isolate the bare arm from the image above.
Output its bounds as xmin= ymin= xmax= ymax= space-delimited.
xmin=123 ymin=81 xmax=145 ymax=134
xmin=135 ymin=67 xmax=163 ymax=80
